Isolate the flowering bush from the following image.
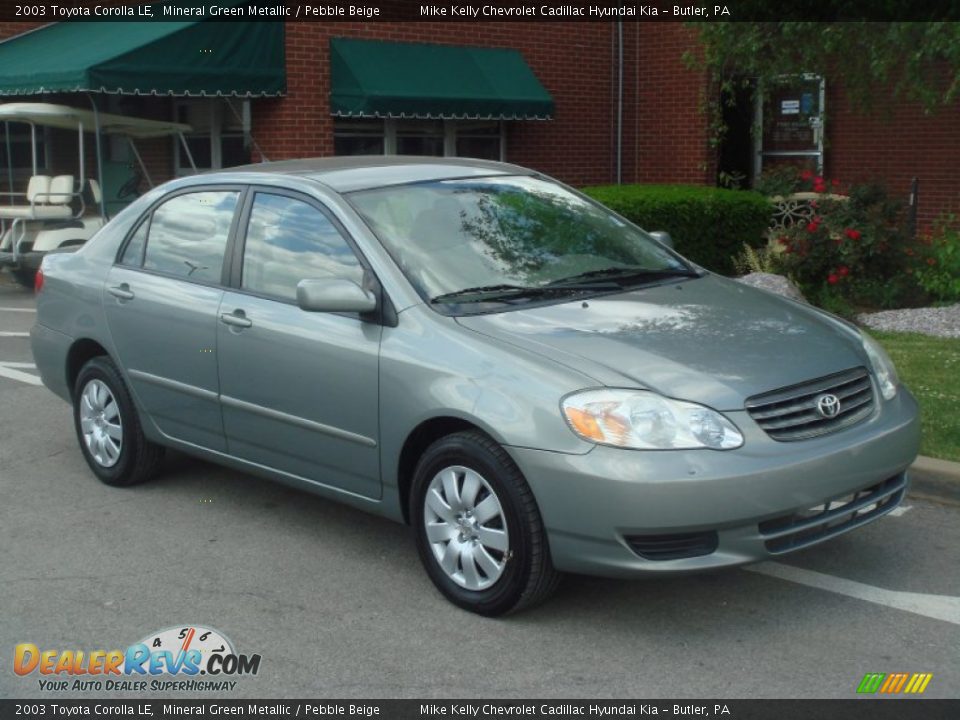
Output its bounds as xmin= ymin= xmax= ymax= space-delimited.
xmin=755 ymin=165 xmax=844 ymax=197
xmin=914 ymin=215 xmax=960 ymax=303
xmin=773 ymin=178 xmax=919 ymax=309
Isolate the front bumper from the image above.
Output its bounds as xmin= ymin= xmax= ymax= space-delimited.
xmin=510 ymin=388 xmax=920 ymax=577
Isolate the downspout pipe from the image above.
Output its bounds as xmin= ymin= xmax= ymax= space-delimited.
xmin=616 ymin=20 xmax=623 ymax=185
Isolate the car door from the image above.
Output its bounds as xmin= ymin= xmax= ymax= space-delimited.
xmin=103 ymin=188 xmax=242 ymax=452
xmin=216 ymin=189 xmax=382 ymax=499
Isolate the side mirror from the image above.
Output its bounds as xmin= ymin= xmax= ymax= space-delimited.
xmin=296 ymin=278 xmax=377 ymax=314
xmin=649 ymin=230 xmax=674 ymax=249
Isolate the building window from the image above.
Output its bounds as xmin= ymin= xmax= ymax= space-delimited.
xmin=333 ymin=119 xmax=504 ymax=161
xmin=0 ymin=123 xmax=49 ymax=176
xmin=174 ymin=99 xmax=250 ymax=175
xmin=333 ymin=119 xmax=385 ymax=156
xmin=396 ymin=120 xmax=445 ymax=157
xmin=455 ymin=121 xmax=502 ymax=161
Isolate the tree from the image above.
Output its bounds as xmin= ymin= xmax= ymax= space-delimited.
xmin=689 ymin=22 xmax=960 ymax=113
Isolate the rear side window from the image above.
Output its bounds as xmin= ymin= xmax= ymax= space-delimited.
xmin=118 ymin=220 xmax=148 ymax=267
xmin=241 ymin=193 xmax=364 ymax=302
xmin=142 ymin=191 xmax=239 ymax=283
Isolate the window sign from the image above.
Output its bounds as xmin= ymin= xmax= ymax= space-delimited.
xmin=780 ymin=99 xmax=800 ymax=115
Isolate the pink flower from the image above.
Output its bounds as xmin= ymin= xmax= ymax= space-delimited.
xmin=827 ymin=273 xmax=840 ymax=285
xmin=844 ymin=228 xmax=861 ymax=241
xmin=800 ymin=169 xmax=814 ymax=181
xmin=838 ymin=265 xmax=850 ymax=277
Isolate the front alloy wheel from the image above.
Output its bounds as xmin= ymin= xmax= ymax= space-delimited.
xmin=424 ymin=465 xmax=509 ymax=591
xmin=411 ymin=431 xmax=559 ymax=616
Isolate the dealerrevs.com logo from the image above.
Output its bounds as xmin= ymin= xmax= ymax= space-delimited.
xmin=14 ymin=625 xmax=261 ymax=692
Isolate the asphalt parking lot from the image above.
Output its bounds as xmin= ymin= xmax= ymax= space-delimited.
xmin=1 ymin=275 xmax=958 ymax=700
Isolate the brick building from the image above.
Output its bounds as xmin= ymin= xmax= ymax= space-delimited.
xmin=0 ymin=19 xmax=955 ymax=229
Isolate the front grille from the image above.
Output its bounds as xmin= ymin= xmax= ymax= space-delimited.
xmin=626 ymin=531 xmax=718 ymax=561
xmin=759 ymin=474 xmax=906 ymax=554
xmin=745 ymin=367 xmax=875 ymax=441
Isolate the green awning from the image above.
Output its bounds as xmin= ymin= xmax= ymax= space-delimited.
xmin=330 ymin=38 xmax=554 ymax=120
xmin=0 ymin=19 xmax=285 ymax=97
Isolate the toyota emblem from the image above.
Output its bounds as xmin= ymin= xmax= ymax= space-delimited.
xmin=816 ymin=393 xmax=841 ymax=418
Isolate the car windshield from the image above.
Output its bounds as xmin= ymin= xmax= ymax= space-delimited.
xmin=348 ymin=175 xmax=694 ymax=307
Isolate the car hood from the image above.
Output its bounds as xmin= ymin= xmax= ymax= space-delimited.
xmin=454 ymin=275 xmax=867 ymax=410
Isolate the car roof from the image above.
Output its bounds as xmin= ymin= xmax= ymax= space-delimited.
xmin=222 ymin=155 xmax=536 ymax=193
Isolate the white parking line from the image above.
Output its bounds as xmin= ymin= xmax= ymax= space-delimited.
xmin=0 ymin=331 xmax=29 ymax=337
xmin=888 ymin=505 xmax=913 ymax=517
xmin=0 ymin=361 xmax=41 ymax=385
xmin=0 ymin=307 xmax=34 ymax=312
xmin=745 ymin=562 xmax=960 ymax=627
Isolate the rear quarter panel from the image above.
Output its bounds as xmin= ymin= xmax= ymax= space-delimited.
xmin=32 ymin=191 xmax=159 ymax=400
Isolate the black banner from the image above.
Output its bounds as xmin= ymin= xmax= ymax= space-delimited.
xmin=1 ymin=700 xmax=960 ymax=720
xmin=1 ymin=0 xmax=959 ymax=23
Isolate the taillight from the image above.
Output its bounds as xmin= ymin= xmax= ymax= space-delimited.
xmin=34 ymin=267 xmax=44 ymax=294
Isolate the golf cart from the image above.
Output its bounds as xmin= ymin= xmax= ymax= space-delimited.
xmin=0 ymin=103 xmax=194 ymax=286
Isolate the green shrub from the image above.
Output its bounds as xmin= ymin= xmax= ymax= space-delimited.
xmin=915 ymin=214 xmax=960 ymax=303
xmin=581 ymin=184 xmax=772 ymax=275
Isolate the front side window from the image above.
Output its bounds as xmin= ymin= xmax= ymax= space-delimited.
xmin=349 ymin=176 xmax=691 ymax=306
xmin=143 ymin=191 xmax=239 ymax=283
xmin=241 ymin=193 xmax=364 ymax=302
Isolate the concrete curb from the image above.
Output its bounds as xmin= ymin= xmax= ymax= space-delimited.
xmin=910 ymin=455 xmax=960 ymax=504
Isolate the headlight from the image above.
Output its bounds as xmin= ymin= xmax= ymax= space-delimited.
xmin=561 ymin=389 xmax=743 ymax=450
xmin=861 ymin=332 xmax=899 ymax=400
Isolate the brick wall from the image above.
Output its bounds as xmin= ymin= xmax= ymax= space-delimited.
xmin=0 ymin=20 xmax=713 ymax=191
xmin=629 ymin=23 xmax=714 ymax=185
xmin=7 ymin=18 xmax=956 ymax=230
xmin=254 ymin=21 xmax=621 ymax=186
xmin=826 ymin=81 xmax=960 ymax=232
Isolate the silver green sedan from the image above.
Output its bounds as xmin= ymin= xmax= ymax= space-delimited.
xmin=31 ymin=158 xmax=920 ymax=615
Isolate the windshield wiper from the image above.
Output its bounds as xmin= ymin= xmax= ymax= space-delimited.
xmin=431 ymin=284 xmax=550 ymax=304
xmin=545 ymin=266 xmax=700 ymax=288
xmin=431 ymin=282 xmax=610 ymax=305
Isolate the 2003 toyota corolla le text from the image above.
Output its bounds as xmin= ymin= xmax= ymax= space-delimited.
xmin=31 ymin=157 xmax=920 ymax=616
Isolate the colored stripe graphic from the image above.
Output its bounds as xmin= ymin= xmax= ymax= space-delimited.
xmin=857 ymin=673 xmax=886 ymax=693
xmin=857 ymin=672 xmax=932 ymax=694
xmin=905 ymin=673 xmax=933 ymax=694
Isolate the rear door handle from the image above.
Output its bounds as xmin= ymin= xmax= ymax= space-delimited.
xmin=220 ymin=310 xmax=252 ymax=329
xmin=107 ymin=284 xmax=134 ymax=301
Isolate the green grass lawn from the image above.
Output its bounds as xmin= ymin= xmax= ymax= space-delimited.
xmin=870 ymin=331 xmax=960 ymax=462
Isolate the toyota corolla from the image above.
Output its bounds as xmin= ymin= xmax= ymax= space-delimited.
xmin=31 ymin=157 xmax=920 ymax=615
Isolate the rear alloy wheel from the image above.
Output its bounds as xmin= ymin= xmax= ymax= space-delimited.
xmin=79 ymin=379 xmax=123 ymax=468
xmin=411 ymin=431 xmax=559 ymax=616
xmin=73 ymin=356 xmax=163 ymax=487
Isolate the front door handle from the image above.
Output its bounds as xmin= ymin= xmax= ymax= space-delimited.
xmin=107 ymin=284 xmax=134 ymax=301
xmin=220 ymin=310 xmax=252 ymax=329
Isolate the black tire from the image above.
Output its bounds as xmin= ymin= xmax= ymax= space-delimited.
xmin=411 ymin=430 xmax=560 ymax=616
xmin=73 ymin=356 xmax=164 ymax=487
xmin=11 ymin=268 xmax=35 ymax=289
